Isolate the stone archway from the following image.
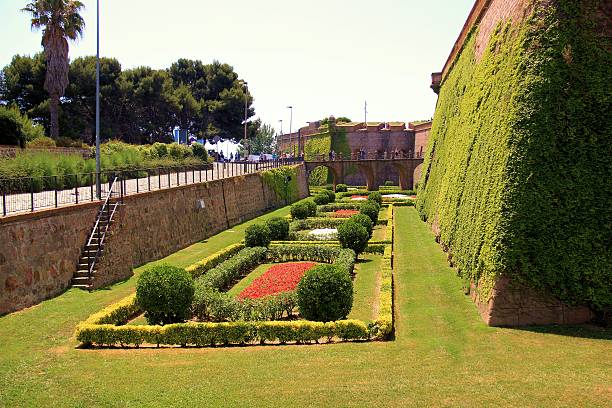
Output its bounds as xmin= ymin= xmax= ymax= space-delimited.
xmin=305 ymin=163 xmax=344 ymax=189
xmin=356 ymin=162 xmax=377 ymax=191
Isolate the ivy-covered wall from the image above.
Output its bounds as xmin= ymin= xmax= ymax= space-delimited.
xmin=261 ymin=165 xmax=302 ymax=203
xmin=417 ymin=0 xmax=611 ymax=309
xmin=303 ymin=126 xmax=354 ymax=185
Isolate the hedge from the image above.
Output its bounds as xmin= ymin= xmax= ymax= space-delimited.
xmin=372 ymin=245 xmax=393 ymax=339
xmin=290 ymin=217 xmax=346 ymax=231
xmin=76 ymin=317 xmax=372 ymax=347
xmin=185 ymin=243 xmax=245 ymax=278
xmin=317 ymin=202 xmax=362 ymax=212
xmin=197 ymin=247 xmax=267 ymax=290
xmin=417 ymin=2 xmax=611 ymax=308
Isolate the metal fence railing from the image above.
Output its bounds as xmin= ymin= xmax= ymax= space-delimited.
xmin=0 ymin=158 xmax=303 ymax=217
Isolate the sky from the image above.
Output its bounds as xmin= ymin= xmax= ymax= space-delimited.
xmin=0 ymin=0 xmax=475 ymax=136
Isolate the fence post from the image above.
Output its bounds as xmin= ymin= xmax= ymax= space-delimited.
xmin=136 ymin=172 xmax=139 ymax=193
xmin=2 ymin=190 xmax=5 ymax=216
xmin=30 ymin=178 xmax=34 ymax=212
xmin=75 ymin=174 xmax=79 ymax=204
xmin=167 ymin=169 xmax=171 ymax=188
xmin=90 ymin=173 xmax=94 ymax=201
xmin=177 ymin=167 xmax=180 ymax=186
xmin=157 ymin=168 xmax=161 ymax=190
xmin=148 ymin=171 xmax=151 ymax=191
xmin=54 ymin=175 xmax=58 ymax=208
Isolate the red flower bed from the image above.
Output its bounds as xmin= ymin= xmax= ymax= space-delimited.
xmin=350 ymin=195 xmax=368 ymax=200
xmin=238 ymin=262 xmax=316 ymax=299
xmin=331 ymin=209 xmax=360 ymax=218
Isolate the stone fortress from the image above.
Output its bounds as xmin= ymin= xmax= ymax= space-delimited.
xmin=278 ymin=117 xmax=432 ymax=187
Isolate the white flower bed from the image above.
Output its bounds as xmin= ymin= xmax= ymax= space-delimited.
xmin=350 ymin=197 xmax=368 ymax=201
xmin=308 ymin=228 xmax=338 ymax=240
xmin=382 ymin=194 xmax=412 ymax=199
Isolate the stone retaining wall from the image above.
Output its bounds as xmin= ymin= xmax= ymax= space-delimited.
xmin=0 ymin=165 xmax=309 ymax=314
xmin=0 ymin=145 xmax=92 ymax=159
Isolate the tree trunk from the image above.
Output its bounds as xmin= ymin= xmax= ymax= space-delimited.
xmin=49 ymin=94 xmax=60 ymax=139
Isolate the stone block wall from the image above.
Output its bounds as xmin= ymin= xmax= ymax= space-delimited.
xmin=0 ymin=165 xmax=309 ymax=314
xmin=0 ymin=203 xmax=99 ymax=314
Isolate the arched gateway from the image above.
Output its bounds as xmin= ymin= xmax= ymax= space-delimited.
xmin=304 ymin=158 xmax=424 ymax=190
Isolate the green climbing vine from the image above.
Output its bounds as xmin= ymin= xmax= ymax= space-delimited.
xmin=261 ymin=165 xmax=300 ymax=203
xmin=417 ymin=0 xmax=611 ymax=308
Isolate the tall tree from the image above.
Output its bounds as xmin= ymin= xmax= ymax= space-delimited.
xmin=22 ymin=0 xmax=85 ymax=139
xmin=242 ymin=119 xmax=277 ymax=154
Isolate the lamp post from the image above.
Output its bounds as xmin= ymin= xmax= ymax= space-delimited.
xmin=287 ymin=106 xmax=293 ymax=157
xmin=242 ymin=81 xmax=248 ymax=155
xmin=95 ymin=0 xmax=101 ymax=199
xmin=278 ymin=119 xmax=283 ymax=155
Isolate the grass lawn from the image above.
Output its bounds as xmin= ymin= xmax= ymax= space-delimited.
xmin=348 ymin=254 xmax=382 ymax=321
xmin=226 ymin=262 xmax=276 ymax=297
xmin=1 ymin=207 xmax=610 ymax=407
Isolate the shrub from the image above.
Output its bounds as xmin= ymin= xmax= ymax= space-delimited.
xmin=384 ymin=180 xmax=394 ymax=187
xmin=337 ymin=220 xmax=369 ymax=255
xmin=244 ymin=223 xmax=271 ymax=248
xmin=55 ymin=136 xmax=83 ymax=148
xmin=290 ymin=200 xmax=316 ymax=219
xmin=349 ymin=213 xmax=373 ymax=238
xmin=0 ymin=105 xmax=45 ymax=147
xmin=368 ymin=191 xmax=382 ymax=205
xmin=27 ymin=136 xmax=56 ymax=148
xmin=135 ymin=265 xmax=195 ymax=325
xmin=323 ymin=189 xmax=336 ymax=203
xmin=191 ymin=143 xmax=209 ymax=162
xmin=335 ymin=183 xmax=348 ymax=192
xmin=313 ymin=192 xmax=330 ymax=205
xmin=360 ymin=201 xmax=380 ymax=225
xmin=266 ymin=217 xmax=290 ymax=241
xmin=297 ymin=264 xmax=353 ymax=322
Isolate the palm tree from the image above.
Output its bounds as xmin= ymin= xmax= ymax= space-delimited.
xmin=23 ymin=0 xmax=85 ymax=139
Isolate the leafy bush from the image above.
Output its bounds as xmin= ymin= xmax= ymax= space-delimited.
xmin=290 ymin=200 xmax=317 ymax=219
xmin=55 ymin=136 xmax=83 ymax=148
xmin=244 ymin=223 xmax=271 ymax=247
xmin=323 ymin=189 xmax=336 ymax=203
xmin=297 ymin=264 xmax=353 ymax=322
xmin=313 ymin=192 xmax=330 ymax=205
xmin=360 ymin=201 xmax=380 ymax=225
xmin=335 ymin=183 xmax=348 ymax=192
xmin=135 ymin=265 xmax=195 ymax=325
xmin=26 ymin=136 xmax=56 ymax=148
xmin=0 ymin=105 xmax=45 ymax=147
xmin=384 ymin=180 xmax=394 ymax=187
xmin=368 ymin=191 xmax=382 ymax=205
xmin=266 ymin=217 xmax=290 ymax=241
xmin=337 ymin=220 xmax=369 ymax=255
xmin=349 ymin=213 xmax=373 ymax=238
xmin=191 ymin=143 xmax=209 ymax=162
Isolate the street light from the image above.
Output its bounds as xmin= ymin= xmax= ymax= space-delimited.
xmin=287 ymin=106 xmax=293 ymax=157
xmin=242 ymin=81 xmax=248 ymax=156
xmin=95 ymin=0 xmax=101 ymax=199
xmin=278 ymin=119 xmax=283 ymax=155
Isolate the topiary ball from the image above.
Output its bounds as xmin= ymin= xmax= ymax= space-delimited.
xmin=349 ymin=213 xmax=374 ymax=238
xmin=360 ymin=201 xmax=380 ymax=225
xmin=297 ymin=264 xmax=353 ymax=322
xmin=266 ymin=217 xmax=290 ymax=241
xmin=136 ymin=265 xmax=195 ymax=325
xmin=303 ymin=199 xmax=317 ymax=217
xmin=323 ymin=189 xmax=336 ymax=203
xmin=337 ymin=220 xmax=369 ymax=255
xmin=368 ymin=191 xmax=382 ymax=205
xmin=290 ymin=202 xmax=309 ymax=219
xmin=313 ymin=192 xmax=330 ymax=205
xmin=335 ymin=184 xmax=348 ymax=193
xmin=245 ymin=223 xmax=271 ymax=247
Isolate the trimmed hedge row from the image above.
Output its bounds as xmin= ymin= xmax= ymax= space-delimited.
xmin=197 ymin=247 xmax=267 ymax=290
xmin=289 ymin=217 xmax=346 ymax=231
xmin=268 ymin=241 xmax=387 ymax=254
xmin=76 ymin=318 xmax=371 ymax=347
xmin=372 ymin=245 xmax=393 ymax=338
xmin=185 ymin=243 xmax=245 ymax=278
xmin=318 ymin=202 xmax=362 ymax=212
xmin=385 ymin=205 xmax=394 ymax=244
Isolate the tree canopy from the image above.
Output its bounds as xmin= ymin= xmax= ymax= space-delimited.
xmin=0 ymin=55 xmax=255 ymax=145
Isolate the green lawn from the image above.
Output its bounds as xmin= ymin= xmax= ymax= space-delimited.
xmin=349 ymin=253 xmax=382 ymax=321
xmin=1 ymin=207 xmax=610 ymax=407
xmin=226 ymin=262 xmax=276 ymax=297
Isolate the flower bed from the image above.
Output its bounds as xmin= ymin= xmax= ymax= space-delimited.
xmin=350 ymin=195 xmax=368 ymax=201
xmin=75 ymin=227 xmax=395 ymax=348
xmin=308 ymin=228 xmax=338 ymax=240
xmin=238 ymin=262 xmax=316 ymax=299
xmin=331 ymin=209 xmax=360 ymax=218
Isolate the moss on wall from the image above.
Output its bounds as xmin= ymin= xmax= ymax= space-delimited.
xmin=417 ymin=0 xmax=611 ymax=308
